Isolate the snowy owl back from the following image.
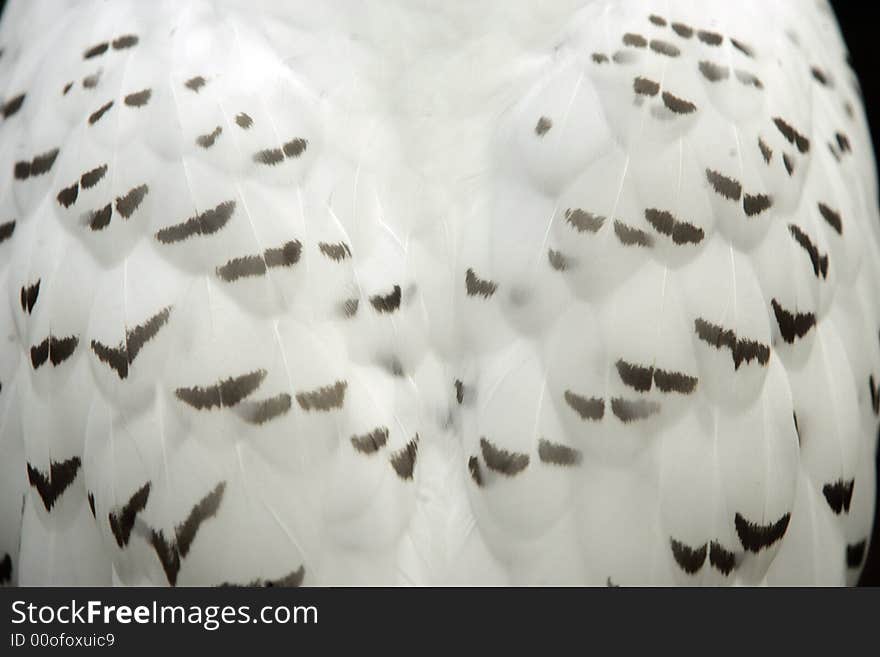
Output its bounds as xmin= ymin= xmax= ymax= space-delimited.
xmin=0 ymin=0 xmax=876 ymax=586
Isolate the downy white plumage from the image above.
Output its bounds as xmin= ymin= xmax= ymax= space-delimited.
xmin=0 ymin=0 xmax=876 ymax=586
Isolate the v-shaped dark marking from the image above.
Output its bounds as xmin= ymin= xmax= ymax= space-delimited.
xmin=148 ymin=482 xmax=226 ymax=585
xmin=709 ymin=541 xmax=737 ymax=575
xmin=771 ymin=300 xmax=816 ymax=344
xmin=465 ymin=269 xmax=497 ymax=298
xmin=30 ymin=335 xmax=79 ymax=369
xmin=822 ymin=479 xmax=855 ymax=515
xmin=670 ymin=538 xmax=707 ymax=574
xmin=26 ymin=457 xmax=82 ymax=511
xmin=91 ymin=307 xmax=171 ymax=379
xmin=20 ymin=279 xmax=39 ymax=314
xmin=734 ymin=512 xmax=791 ymax=552
xmin=108 ymin=482 xmax=151 ymax=547
xmin=369 ymin=285 xmax=402 ymax=313
xmin=390 ymin=435 xmax=419 ymax=480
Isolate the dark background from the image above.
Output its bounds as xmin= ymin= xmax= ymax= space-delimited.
xmin=0 ymin=0 xmax=876 ymax=586
xmin=834 ymin=1 xmax=880 ymax=161
xmin=832 ymin=0 xmax=880 ymax=586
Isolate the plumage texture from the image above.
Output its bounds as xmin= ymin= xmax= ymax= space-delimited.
xmin=0 ymin=0 xmax=877 ymax=586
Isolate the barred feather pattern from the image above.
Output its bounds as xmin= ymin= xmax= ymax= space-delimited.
xmin=0 ymin=0 xmax=877 ymax=586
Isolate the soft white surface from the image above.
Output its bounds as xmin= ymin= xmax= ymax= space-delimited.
xmin=0 ymin=0 xmax=876 ymax=586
